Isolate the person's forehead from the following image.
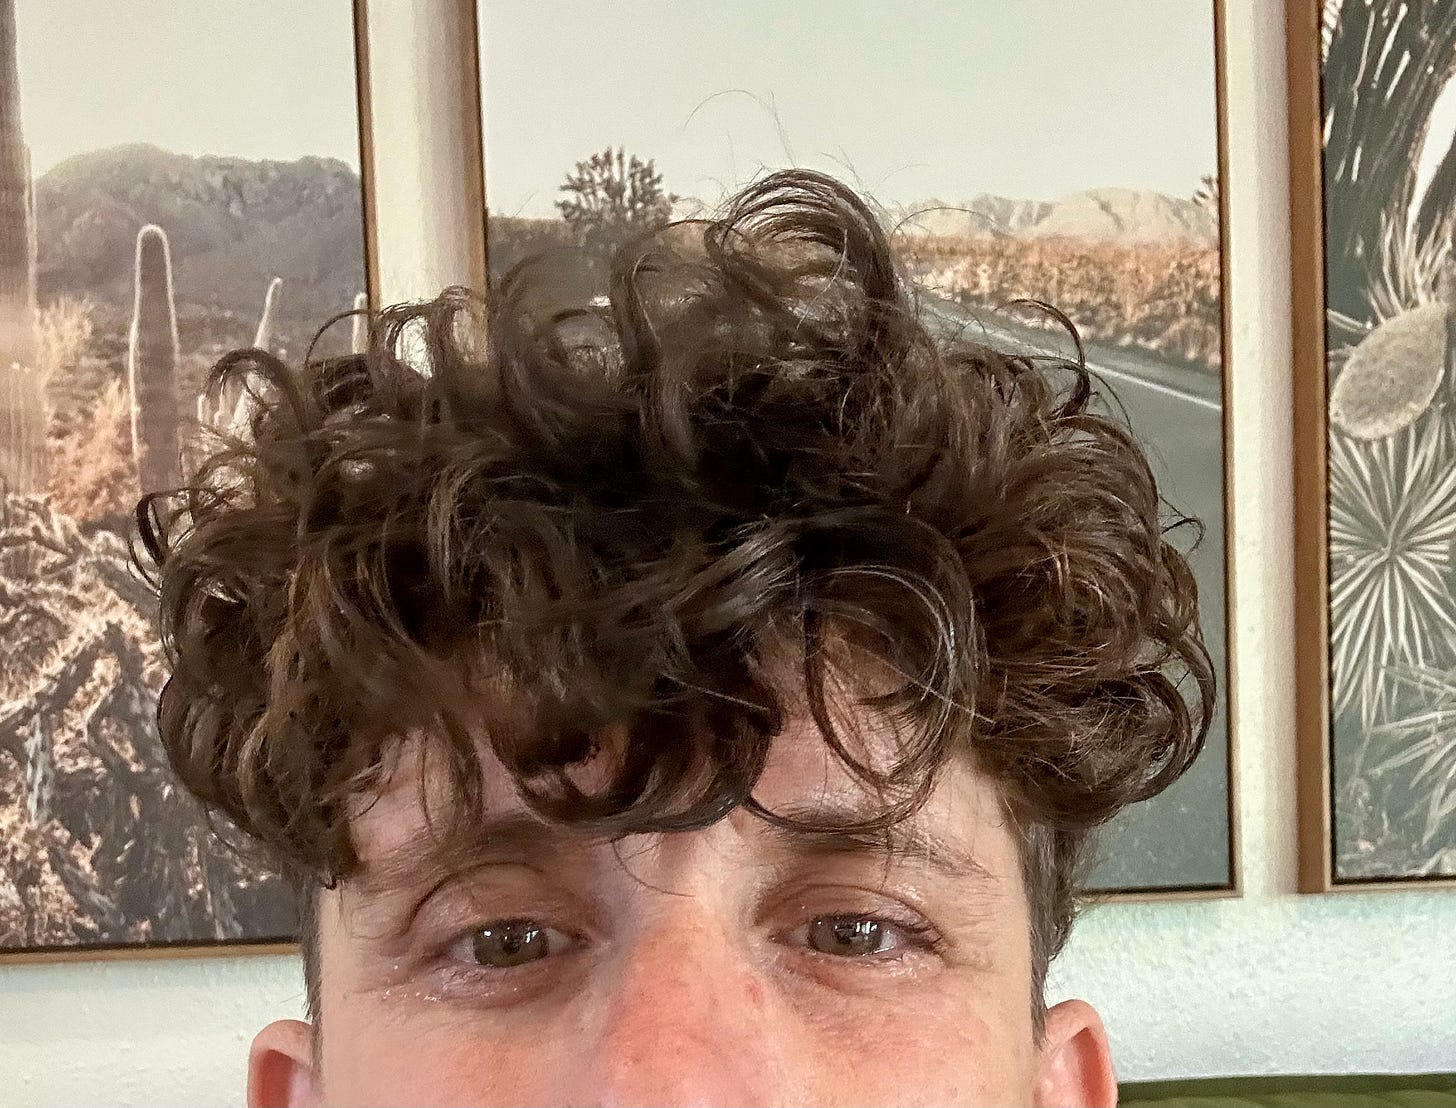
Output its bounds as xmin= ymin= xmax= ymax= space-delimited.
xmin=347 ymin=700 xmax=1005 ymax=879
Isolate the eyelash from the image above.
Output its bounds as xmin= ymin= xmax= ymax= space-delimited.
xmin=809 ymin=908 xmax=943 ymax=960
xmin=428 ymin=907 xmax=947 ymax=989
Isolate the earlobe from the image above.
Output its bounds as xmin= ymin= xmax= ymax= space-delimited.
xmin=1033 ymin=999 xmax=1118 ymax=1108
xmin=248 ymin=1018 xmax=322 ymax=1108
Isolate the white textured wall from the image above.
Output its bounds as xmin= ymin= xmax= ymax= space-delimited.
xmin=3 ymin=1 xmax=1454 ymax=1104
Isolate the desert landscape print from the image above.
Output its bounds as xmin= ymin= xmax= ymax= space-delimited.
xmin=0 ymin=0 xmax=367 ymax=954
xmin=479 ymin=0 xmax=1229 ymax=891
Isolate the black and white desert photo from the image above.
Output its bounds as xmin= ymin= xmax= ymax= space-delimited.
xmin=0 ymin=0 xmax=368 ymax=956
xmin=477 ymin=0 xmax=1232 ymax=893
xmin=1319 ymin=0 xmax=1456 ymax=882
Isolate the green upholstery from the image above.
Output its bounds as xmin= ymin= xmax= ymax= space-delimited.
xmin=1118 ymin=1072 xmax=1456 ymax=1107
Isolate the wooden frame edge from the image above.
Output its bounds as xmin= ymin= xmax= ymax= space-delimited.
xmin=0 ymin=941 xmax=299 ymax=968
xmin=1080 ymin=885 xmax=1233 ymax=908
xmin=470 ymin=0 xmax=493 ymax=286
xmin=1214 ymin=0 xmax=1244 ymax=901
xmin=354 ymin=0 xmax=381 ymax=312
xmin=459 ymin=0 xmax=488 ymax=291
xmin=1287 ymin=0 xmax=1335 ymax=895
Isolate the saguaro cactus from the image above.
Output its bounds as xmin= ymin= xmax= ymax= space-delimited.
xmin=253 ymin=275 xmax=281 ymax=351
xmin=0 ymin=0 xmax=46 ymax=493
xmin=1 ymin=359 xmax=46 ymax=491
xmin=23 ymin=137 xmax=33 ymax=301
xmin=0 ymin=0 xmax=35 ymax=371
xmin=128 ymin=224 xmax=181 ymax=494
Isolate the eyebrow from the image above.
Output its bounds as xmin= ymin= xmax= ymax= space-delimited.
xmin=352 ymin=814 xmax=591 ymax=904
xmin=759 ymin=801 xmax=998 ymax=886
xmin=350 ymin=798 xmax=997 ymax=913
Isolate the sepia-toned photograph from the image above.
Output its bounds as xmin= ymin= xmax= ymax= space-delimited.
xmin=1294 ymin=0 xmax=1456 ymax=885
xmin=478 ymin=0 xmax=1232 ymax=893
xmin=0 ymin=0 xmax=371 ymax=957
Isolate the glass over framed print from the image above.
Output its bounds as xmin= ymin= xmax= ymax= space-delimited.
xmin=0 ymin=0 xmax=376 ymax=959
xmin=476 ymin=0 xmax=1237 ymax=896
xmin=1290 ymin=0 xmax=1456 ymax=889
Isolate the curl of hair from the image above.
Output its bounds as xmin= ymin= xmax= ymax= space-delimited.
xmin=138 ymin=168 xmax=1213 ymax=992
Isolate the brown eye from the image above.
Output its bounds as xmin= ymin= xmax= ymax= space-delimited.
xmin=807 ymin=916 xmax=891 ymax=957
xmin=469 ymin=920 xmax=551 ymax=968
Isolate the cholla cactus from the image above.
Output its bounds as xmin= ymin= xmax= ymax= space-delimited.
xmin=128 ymin=224 xmax=182 ymax=493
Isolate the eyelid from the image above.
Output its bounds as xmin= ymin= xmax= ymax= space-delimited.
xmin=407 ymin=871 xmax=598 ymax=944
xmin=440 ymin=918 xmax=580 ymax=969
xmin=790 ymin=908 xmax=947 ymax=956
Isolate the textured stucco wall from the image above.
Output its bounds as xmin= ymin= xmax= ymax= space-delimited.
xmin=4 ymin=1 xmax=1454 ymax=1104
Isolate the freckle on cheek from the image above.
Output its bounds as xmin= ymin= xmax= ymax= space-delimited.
xmin=745 ymin=978 xmax=766 ymax=1008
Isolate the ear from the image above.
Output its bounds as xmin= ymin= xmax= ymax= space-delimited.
xmin=1032 ymin=999 xmax=1118 ymax=1107
xmin=248 ymin=1018 xmax=322 ymax=1108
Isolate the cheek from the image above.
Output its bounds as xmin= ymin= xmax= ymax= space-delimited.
xmin=788 ymin=975 xmax=1038 ymax=1105
xmin=319 ymin=985 xmax=1038 ymax=1108
xmin=319 ymin=1001 xmax=555 ymax=1108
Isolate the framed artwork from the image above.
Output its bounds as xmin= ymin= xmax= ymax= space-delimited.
xmin=0 ymin=0 xmax=376 ymax=960
xmin=1290 ymin=0 xmax=1456 ymax=889
xmin=476 ymin=0 xmax=1237 ymax=896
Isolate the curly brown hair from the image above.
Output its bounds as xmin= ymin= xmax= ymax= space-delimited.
xmin=137 ymin=169 xmax=1213 ymax=1038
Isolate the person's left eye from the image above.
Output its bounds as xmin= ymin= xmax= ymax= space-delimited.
xmin=444 ymin=917 xmax=577 ymax=970
xmin=792 ymin=913 xmax=945 ymax=960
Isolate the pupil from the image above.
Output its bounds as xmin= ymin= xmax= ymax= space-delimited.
xmin=812 ymin=916 xmax=883 ymax=955
xmin=474 ymin=921 xmax=544 ymax=967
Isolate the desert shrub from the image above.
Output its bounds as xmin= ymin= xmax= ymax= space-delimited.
xmin=47 ymin=378 xmax=139 ymax=524
xmin=902 ymin=234 xmax=1222 ymax=372
xmin=36 ymin=295 xmax=99 ymax=442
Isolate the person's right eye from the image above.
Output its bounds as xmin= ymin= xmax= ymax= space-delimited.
xmin=443 ymin=917 xmax=577 ymax=970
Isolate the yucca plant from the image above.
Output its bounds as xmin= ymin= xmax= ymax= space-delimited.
xmin=1369 ymin=210 xmax=1452 ymax=324
xmin=1327 ymin=411 xmax=1456 ymax=729
xmin=1369 ymin=663 xmax=1456 ymax=858
xmin=1323 ymin=4 xmax=1456 ymax=329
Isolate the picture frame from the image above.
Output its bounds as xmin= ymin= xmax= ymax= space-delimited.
xmin=0 ymin=0 xmax=379 ymax=962
xmin=1289 ymin=0 xmax=1456 ymax=891
xmin=473 ymin=0 xmax=1240 ymax=899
